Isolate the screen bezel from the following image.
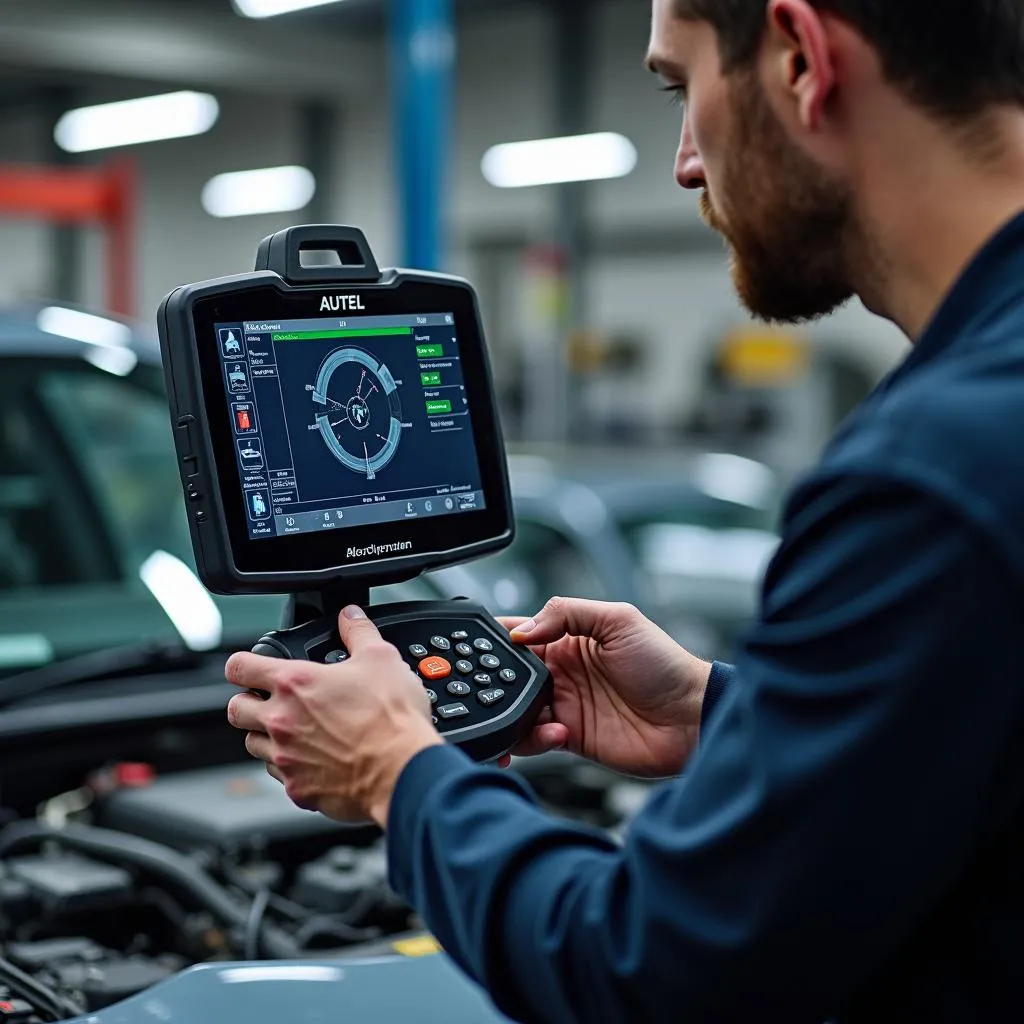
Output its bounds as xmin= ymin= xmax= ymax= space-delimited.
xmin=191 ymin=278 xmax=511 ymax=578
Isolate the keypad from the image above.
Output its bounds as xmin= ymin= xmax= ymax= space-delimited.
xmin=389 ymin=619 xmax=535 ymax=735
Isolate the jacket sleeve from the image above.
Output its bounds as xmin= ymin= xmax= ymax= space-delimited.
xmin=386 ymin=473 xmax=1024 ymax=1023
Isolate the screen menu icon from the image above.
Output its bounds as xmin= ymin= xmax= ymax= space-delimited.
xmin=232 ymin=402 xmax=258 ymax=435
xmin=219 ymin=328 xmax=245 ymax=358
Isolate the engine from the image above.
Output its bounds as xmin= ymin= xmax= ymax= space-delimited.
xmin=0 ymin=752 xmax=639 ymax=1022
xmin=0 ymin=762 xmax=421 ymax=1021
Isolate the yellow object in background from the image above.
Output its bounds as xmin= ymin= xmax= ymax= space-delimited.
xmin=392 ymin=935 xmax=443 ymax=957
xmin=720 ymin=328 xmax=809 ymax=386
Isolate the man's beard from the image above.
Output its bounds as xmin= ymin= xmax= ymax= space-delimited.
xmin=702 ymin=73 xmax=857 ymax=324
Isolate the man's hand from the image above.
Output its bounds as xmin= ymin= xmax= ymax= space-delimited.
xmin=225 ymin=606 xmax=442 ymax=827
xmin=499 ymin=597 xmax=712 ymax=778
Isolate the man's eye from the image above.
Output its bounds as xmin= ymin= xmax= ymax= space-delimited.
xmin=660 ymin=84 xmax=687 ymax=108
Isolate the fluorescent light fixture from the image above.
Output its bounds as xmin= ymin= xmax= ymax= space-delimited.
xmin=139 ymin=550 xmax=223 ymax=652
xmin=481 ymin=132 xmax=637 ymax=188
xmin=54 ymin=91 xmax=219 ymax=154
xmin=233 ymin=0 xmax=346 ymax=15
xmin=201 ymin=166 xmax=316 ymax=218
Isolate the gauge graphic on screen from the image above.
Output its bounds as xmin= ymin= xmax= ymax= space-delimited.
xmin=310 ymin=346 xmax=403 ymax=480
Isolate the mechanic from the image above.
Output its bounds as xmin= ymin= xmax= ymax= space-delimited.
xmin=225 ymin=0 xmax=1024 ymax=1019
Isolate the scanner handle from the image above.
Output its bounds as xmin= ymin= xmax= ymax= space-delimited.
xmin=254 ymin=225 xmax=381 ymax=285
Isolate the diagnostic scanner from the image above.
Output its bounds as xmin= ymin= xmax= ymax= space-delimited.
xmin=157 ymin=226 xmax=551 ymax=762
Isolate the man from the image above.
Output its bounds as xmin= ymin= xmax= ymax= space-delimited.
xmin=225 ymin=0 xmax=1024 ymax=1018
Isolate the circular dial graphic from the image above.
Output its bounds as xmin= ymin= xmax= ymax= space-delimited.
xmin=311 ymin=347 xmax=403 ymax=480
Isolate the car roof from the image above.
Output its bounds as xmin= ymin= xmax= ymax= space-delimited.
xmin=508 ymin=449 xmax=778 ymax=516
xmin=0 ymin=302 xmax=161 ymax=364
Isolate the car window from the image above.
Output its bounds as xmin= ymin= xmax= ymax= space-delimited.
xmin=0 ymin=362 xmax=121 ymax=590
xmin=468 ymin=520 xmax=607 ymax=614
xmin=38 ymin=368 xmax=195 ymax=572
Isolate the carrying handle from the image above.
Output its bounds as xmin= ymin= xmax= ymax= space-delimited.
xmin=254 ymin=225 xmax=381 ymax=284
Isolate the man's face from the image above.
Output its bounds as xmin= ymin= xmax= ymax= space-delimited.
xmin=648 ymin=0 xmax=856 ymax=323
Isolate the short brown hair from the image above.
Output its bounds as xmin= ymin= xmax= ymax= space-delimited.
xmin=675 ymin=0 xmax=1024 ymax=119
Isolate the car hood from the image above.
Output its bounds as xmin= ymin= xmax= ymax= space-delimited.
xmin=0 ymin=584 xmax=285 ymax=676
xmin=63 ymin=954 xmax=511 ymax=1024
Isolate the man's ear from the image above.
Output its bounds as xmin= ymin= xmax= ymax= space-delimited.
xmin=765 ymin=0 xmax=837 ymax=130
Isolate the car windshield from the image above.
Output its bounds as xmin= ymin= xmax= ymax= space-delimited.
xmin=39 ymin=365 xmax=198 ymax=572
xmin=0 ymin=352 xmax=441 ymax=679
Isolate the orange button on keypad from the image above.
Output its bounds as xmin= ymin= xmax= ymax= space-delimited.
xmin=419 ymin=656 xmax=451 ymax=681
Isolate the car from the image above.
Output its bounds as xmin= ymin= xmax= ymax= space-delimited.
xmin=0 ymin=302 xmax=771 ymax=1021
xmin=0 ymin=303 xmax=443 ymax=677
xmin=432 ymin=447 xmax=781 ymax=663
xmin=0 ymin=303 xmax=517 ymax=1023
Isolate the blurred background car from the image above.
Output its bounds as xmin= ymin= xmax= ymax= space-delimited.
xmin=0 ymin=302 xmax=440 ymax=678
xmin=433 ymin=447 xmax=782 ymax=662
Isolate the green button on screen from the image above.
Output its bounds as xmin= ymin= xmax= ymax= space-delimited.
xmin=416 ymin=343 xmax=444 ymax=358
xmin=420 ymin=371 xmax=442 ymax=387
xmin=426 ymin=399 xmax=452 ymax=415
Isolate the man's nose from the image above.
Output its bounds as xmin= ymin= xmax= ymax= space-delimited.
xmin=675 ymin=117 xmax=705 ymax=190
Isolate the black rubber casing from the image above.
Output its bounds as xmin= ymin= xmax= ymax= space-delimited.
xmin=254 ymin=600 xmax=552 ymax=763
xmin=157 ymin=226 xmax=514 ymax=595
xmin=156 ymin=227 xmax=552 ymax=763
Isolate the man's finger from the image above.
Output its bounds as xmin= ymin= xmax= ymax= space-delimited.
xmin=497 ymin=616 xmax=530 ymax=634
xmin=509 ymin=596 xmax=633 ymax=646
xmin=226 ymin=651 xmax=281 ymax=693
xmin=336 ymin=605 xmax=387 ymax=654
xmin=244 ymin=730 xmax=274 ymax=763
xmin=227 ymin=692 xmax=268 ymax=733
xmin=507 ymin=721 xmax=570 ymax=759
xmin=266 ymin=763 xmax=286 ymax=786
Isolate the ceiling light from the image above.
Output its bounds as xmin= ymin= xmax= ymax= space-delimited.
xmin=481 ymin=132 xmax=637 ymax=188
xmin=202 ymin=166 xmax=316 ymax=218
xmin=233 ymin=0 xmax=347 ymax=18
xmin=54 ymin=92 xmax=219 ymax=154
xmin=139 ymin=551 xmax=223 ymax=652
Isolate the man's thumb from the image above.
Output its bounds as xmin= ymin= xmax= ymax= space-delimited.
xmin=510 ymin=596 xmax=617 ymax=646
xmin=336 ymin=605 xmax=383 ymax=653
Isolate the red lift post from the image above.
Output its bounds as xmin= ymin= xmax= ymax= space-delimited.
xmin=0 ymin=158 xmax=138 ymax=317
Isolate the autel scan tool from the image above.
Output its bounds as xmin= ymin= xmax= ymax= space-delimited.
xmin=157 ymin=226 xmax=551 ymax=762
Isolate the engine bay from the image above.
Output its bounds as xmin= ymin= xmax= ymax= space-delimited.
xmin=0 ymin=759 xmax=425 ymax=1022
xmin=0 ymin=702 xmax=637 ymax=1024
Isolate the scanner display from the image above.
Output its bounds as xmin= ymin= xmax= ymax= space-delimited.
xmin=215 ymin=312 xmax=487 ymax=541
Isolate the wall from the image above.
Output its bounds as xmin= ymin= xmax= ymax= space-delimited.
xmin=0 ymin=0 xmax=907 ymax=426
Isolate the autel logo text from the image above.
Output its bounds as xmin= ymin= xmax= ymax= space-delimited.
xmin=321 ymin=295 xmax=366 ymax=312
